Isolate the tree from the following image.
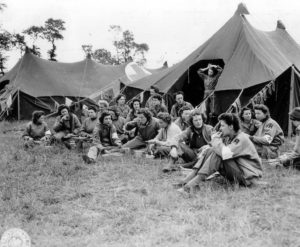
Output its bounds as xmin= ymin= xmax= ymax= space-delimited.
xmin=92 ymin=25 xmax=149 ymax=65
xmin=23 ymin=26 xmax=44 ymax=57
xmin=43 ymin=18 xmax=65 ymax=61
xmin=0 ymin=30 xmax=11 ymax=75
xmin=11 ymin=33 xmax=26 ymax=56
xmin=0 ymin=2 xmax=6 ymax=11
xmin=92 ymin=48 xmax=118 ymax=65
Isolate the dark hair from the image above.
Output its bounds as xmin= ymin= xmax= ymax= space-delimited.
xmin=152 ymin=93 xmax=162 ymax=102
xmin=254 ymin=104 xmax=270 ymax=118
xmin=174 ymin=91 xmax=184 ymax=99
xmin=179 ymin=105 xmax=193 ymax=117
xmin=150 ymin=86 xmax=160 ymax=93
xmin=99 ymin=111 xmax=111 ymax=124
xmin=218 ymin=113 xmax=240 ymax=132
xmin=157 ymin=112 xmax=172 ymax=125
xmin=116 ymin=94 xmax=126 ymax=104
xmin=239 ymin=107 xmax=254 ymax=122
xmin=137 ymin=108 xmax=153 ymax=122
xmin=188 ymin=109 xmax=206 ymax=127
xmin=107 ymin=105 xmax=120 ymax=117
xmin=88 ymin=106 xmax=97 ymax=113
xmin=130 ymin=98 xmax=141 ymax=110
xmin=32 ymin=110 xmax=45 ymax=124
xmin=57 ymin=104 xmax=69 ymax=115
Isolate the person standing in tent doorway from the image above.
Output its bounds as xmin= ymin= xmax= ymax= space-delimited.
xmin=53 ymin=104 xmax=81 ymax=149
xmin=170 ymin=91 xmax=193 ymax=120
xmin=114 ymin=94 xmax=131 ymax=119
xmin=197 ymin=63 xmax=223 ymax=122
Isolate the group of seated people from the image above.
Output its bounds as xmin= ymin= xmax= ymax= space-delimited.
xmin=21 ymin=90 xmax=300 ymax=193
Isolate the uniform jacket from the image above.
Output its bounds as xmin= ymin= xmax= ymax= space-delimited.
xmin=53 ymin=113 xmax=81 ymax=134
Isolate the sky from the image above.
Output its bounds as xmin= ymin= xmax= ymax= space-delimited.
xmin=1 ymin=0 xmax=300 ymax=70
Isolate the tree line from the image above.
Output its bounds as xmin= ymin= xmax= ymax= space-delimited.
xmin=0 ymin=2 xmax=149 ymax=76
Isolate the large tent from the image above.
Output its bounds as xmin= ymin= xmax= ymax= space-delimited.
xmin=0 ymin=50 xmax=129 ymax=120
xmin=124 ymin=3 xmax=300 ymax=134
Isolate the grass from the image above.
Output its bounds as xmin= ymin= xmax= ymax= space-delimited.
xmin=0 ymin=120 xmax=300 ymax=247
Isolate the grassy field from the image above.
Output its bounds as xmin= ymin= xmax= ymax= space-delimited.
xmin=0 ymin=120 xmax=300 ymax=247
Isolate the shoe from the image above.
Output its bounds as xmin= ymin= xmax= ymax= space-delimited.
xmin=82 ymin=154 xmax=95 ymax=164
xmin=206 ymin=171 xmax=220 ymax=181
xmin=172 ymin=182 xmax=186 ymax=189
xmin=162 ymin=163 xmax=178 ymax=173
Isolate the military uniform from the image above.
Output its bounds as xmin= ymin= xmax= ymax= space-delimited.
xmin=250 ymin=117 xmax=284 ymax=159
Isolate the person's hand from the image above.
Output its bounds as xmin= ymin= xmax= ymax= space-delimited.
xmin=147 ymin=139 xmax=156 ymax=144
xmin=253 ymin=120 xmax=262 ymax=128
xmin=211 ymin=131 xmax=222 ymax=139
xmin=61 ymin=115 xmax=68 ymax=121
xmin=65 ymin=133 xmax=73 ymax=139
xmin=170 ymin=147 xmax=178 ymax=159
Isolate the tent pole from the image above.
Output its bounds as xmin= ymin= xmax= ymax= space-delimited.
xmin=17 ymin=89 xmax=20 ymax=121
xmin=288 ymin=67 xmax=295 ymax=138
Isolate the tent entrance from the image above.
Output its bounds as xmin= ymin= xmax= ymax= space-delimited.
xmin=181 ymin=59 xmax=225 ymax=106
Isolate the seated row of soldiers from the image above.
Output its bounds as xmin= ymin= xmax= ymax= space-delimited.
xmin=22 ymin=92 xmax=300 ymax=191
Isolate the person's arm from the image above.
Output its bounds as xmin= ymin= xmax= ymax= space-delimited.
xmin=249 ymin=122 xmax=277 ymax=145
xmin=53 ymin=116 xmax=63 ymax=132
xmin=22 ymin=122 xmax=33 ymax=140
xmin=124 ymin=119 xmax=138 ymax=131
xmin=170 ymin=105 xmax=177 ymax=119
xmin=72 ymin=115 xmax=81 ymax=135
xmin=111 ymin=125 xmax=122 ymax=147
xmin=92 ymin=122 xmax=102 ymax=148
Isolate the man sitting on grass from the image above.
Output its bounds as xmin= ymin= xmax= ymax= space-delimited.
xmin=174 ymin=105 xmax=193 ymax=131
xmin=170 ymin=91 xmax=193 ymax=120
xmin=82 ymin=111 xmax=122 ymax=164
xmin=250 ymin=104 xmax=284 ymax=159
xmin=147 ymin=112 xmax=182 ymax=159
xmin=123 ymin=108 xmax=160 ymax=150
xmin=174 ymin=113 xmax=263 ymax=193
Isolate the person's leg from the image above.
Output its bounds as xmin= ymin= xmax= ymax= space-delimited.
xmin=219 ymin=159 xmax=247 ymax=186
xmin=153 ymin=146 xmax=171 ymax=159
xmin=53 ymin=131 xmax=66 ymax=142
xmin=123 ymin=136 xmax=147 ymax=149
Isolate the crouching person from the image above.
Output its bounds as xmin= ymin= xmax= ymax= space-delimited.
xmin=82 ymin=111 xmax=122 ymax=164
xmin=175 ymin=113 xmax=263 ymax=193
xmin=123 ymin=108 xmax=160 ymax=150
xmin=250 ymin=104 xmax=284 ymax=159
xmin=22 ymin=110 xmax=52 ymax=148
xmin=53 ymin=104 xmax=81 ymax=148
xmin=148 ymin=112 xmax=182 ymax=159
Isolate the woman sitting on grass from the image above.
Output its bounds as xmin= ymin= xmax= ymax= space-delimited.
xmin=22 ymin=110 xmax=52 ymax=148
xmin=239 ymin=107 xmax=258 ymax=136
xmin=147 ymin=112 xmax=182 ymax=159
xmin=82 ymin=111 xmax=122 ymax=164
xmin=174 ymin=113 xmax=263 ymax=194
xmin=115 ymin=94 xmax=131 ymax=119
xmin=53 ymin=104 xmax=81 ymax=149
xmin=268 ymin=107 xmax=300 ymax=169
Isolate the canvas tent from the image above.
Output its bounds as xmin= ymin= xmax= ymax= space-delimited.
xmin=0 ymin=49 xmax=129 ymax=120
xmin=124 ymin=3 xmax=300 ymax=134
